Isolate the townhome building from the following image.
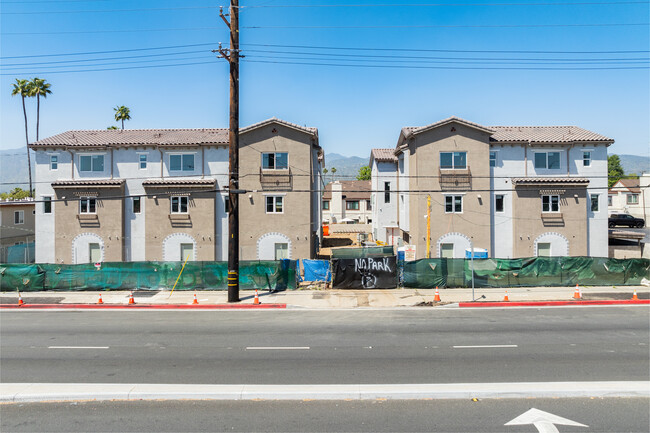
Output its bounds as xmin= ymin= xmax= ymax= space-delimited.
xmin=608 ymin=177 xmax=649 ymax=226
xmin=322 ymin=180 xmax=372 ymax=224
xmin=369 ymin=149 xmax=399 ymax=245
xmin=30 ymin=118 xmax=322 ymax=264
xmin=371 ymin=116 xmax=613 ymax=259
xmin=0 ymin=199 xmax=35 ymax=263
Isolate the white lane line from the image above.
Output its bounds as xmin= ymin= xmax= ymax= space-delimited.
xmin=453 ymin=345 xmax=518 ymax=349
xmin=47 ymin=346 xmax=109 ymax=349
xmin=245 ymin=346 xmax=310 ymax=350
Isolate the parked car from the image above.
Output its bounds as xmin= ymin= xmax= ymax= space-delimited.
xmin=608 ymin=213 xmax=645 ymax=228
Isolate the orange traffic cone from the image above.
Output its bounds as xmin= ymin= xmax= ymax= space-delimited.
xmin=192 ymin=293 xmax=199 ymax=305
xmin=18 ymin=292 xmax=24 ymax=306
xmin=573 ymin=285 xmax=582 ymax=300
xmin=128 ymin=291 xmax=135 ymax=305
xmin=433 ymin=287 xmax=441 ymax=302
xmin=97 ymin=294 xmax=104 ymax=304
xmin=254 ymin=289 xmax=260 ymax=305
xmin=632 ymin=289 xmax=639 ymax=301
xmin=503 ymin=290 xmax=509 ymax=302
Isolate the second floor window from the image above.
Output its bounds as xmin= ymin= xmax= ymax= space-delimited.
xmin=534 ymin=152 xmax=560 ymax=170
xmin=346 ymin=200 xmax=360 ymax=210
xmin=50 ymin=155 xmax=58 ymax=170
xmin=542 ymin=195 xmax=560 ymax=213
xmin=266 ymin=196 xmax=284 ymax=213
xmin=627 ymin=194 xmax=639 ymax=205
xmin=133 ymin=196 xmax=141 ymax=214
xmin=43 ymin=197 xmax=52 ymax=214
xmin=440 ymin=152 xmax=467 ymax=169
xmin=489 ymin=151 xmax=497 ymax=167
xmin=79 ymin=155 xmax=104 ymax=172
xmin=171 ymin=196 xmax=188 ymax=213
xmin=262 ymin=152 xmax=288 ymax=169
xmin=590 ymin=194 xmax=599 ymax=212
xmin=79 ymin=197 xmax=96 ymax=214
xmin=583 ymin=151 xmax=591 ymax=167
xmin=445 ymin=195 xmax=463 ymax=213
xmin=139 ymin=154 xmax=147 ymax=169
xmin=495 ymin=195 xmax=504 ymax=212
xmin=322 ymin=200 xmax=329 ymax=210
xmin=14 ymin=210 xmax=24 ymax=224
xmin=384 ymin=182 xmax=391 ymax=203
xmin=170 ymin=154 xmax=194 ymax=172
xmin=608 ymin=195 xmax=613 ymax=206
xmin=366 ymin=200 xmax=372 ymax=210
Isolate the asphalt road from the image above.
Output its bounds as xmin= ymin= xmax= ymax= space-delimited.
xmin=1 ymin=307 xmax=648 ymax=384
xmin=2 ymin=398 xmax=648 ymax=432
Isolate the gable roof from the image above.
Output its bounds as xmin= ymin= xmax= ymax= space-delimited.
xmin=403 ymin=116 xmax=495 ymax=139
xmin=370 ymin=148 xmax=398 ymax=164
xmin=611 ymin=178 xmax=641 ymax=193
xmin=240 ymin=117 xmax=318 ymax=138
xmin=322 ymin=180 xmax=371 ymax=200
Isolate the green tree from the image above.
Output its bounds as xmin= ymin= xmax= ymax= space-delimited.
xmin=1 ymin=187 xmax=31 ymax=200
xmin=322 ymin=168 xmax=328 ymax=174
xmin=331 ymin=167 xmax=337 ymax=174
xmin=356 ymin=165 xmax=371 ymax=181
xmin=608 ymin=154 xmax=624 ymax=187
xmin=107 ymin=126 xmax=118 ymax=130
xmin=11 ymin=79 xmax=33 ymax=197
xmin=29 ymin=77 xmax=52 ymax=141
xmin=113 ymin=105 xmax=131 ymax=129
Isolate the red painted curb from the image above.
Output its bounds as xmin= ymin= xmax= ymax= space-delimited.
xmin=458 ymin=299 xmax=650 ymax=307
xmin=0 ymin=303 xmax=287 ymax=310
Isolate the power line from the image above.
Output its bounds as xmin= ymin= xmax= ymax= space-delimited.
xmin=0 ymin=6 xmax=218 ymax=15
xmin=243 ymin=23 xmax=649 ymax=29
xmin=240 ymin=1 xmax=650 ymax=8
xmin=1 ymin=50 xmax=211 ymax=67
xmin=0 ymin=43 xmax=217 ymax=60
xmin=0 ymin=60 xmax=218 ymax=75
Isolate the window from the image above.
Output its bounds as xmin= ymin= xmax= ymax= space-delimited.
xmin=542 ymin=195 xmax=560 ymax=213
xmin=537 ymin=243 xmax=551 ymax=257
xmin=440 ymin=243 xmax=454 ymax=258
xmin=627 ymin=194 xmax=639 ymax=205
xmin=583 ymin=151 xmax=591 ymax=167
xmin=180 ymin=243 xmax=194 ymax=261
xmin=79 ymin=197 xmax=97 ymax=214
xmin=224 ymin=197 xmax=230 ymax=213
xmin=445 ymin=195 xmax=463 ymax=213
xmin=50 ymin=155 xmax=58 ymax=170
xmin=274 ymin=243 xmax=289 ymax=260
xmin=489 ymin=151 xmax=497 ymax=167
xmin=262 ymin=152 xmax=288 ymax=169
xmin=133 ymin=196 xmax=141 ymax=214
xmin=43 ymin=197 xmax=52 ymax=214
xmin=534 ymin=152 xmax=560 ymax=170
xmin=266 ymin=196 xmax=284 ymax=214
xmin=170 ymin=154 xmax=194 ymax=172
xmin=322 ymin=200 xmax=329 ymax=210
xmin=384 ymin=182 xmax=391 ymax=203
xmin=14 ymin=210 xmax=24 ymax=224
xmin=171 ymin=196 xmax=188 ymax=213
xmin=79 ymin=155 xmax=104 ymax=172
xmin=366 ymin=200 xmax=372 ymax=210
xmin=346 ymin=200 xmax=360 ymax=210
xmin=440 ymin=152 xmax=467 ymax=169
xmin=495 ymin=195 xmax=504 ymax=212
xmin=89 ymin=243 xmax=101 ymax=263
xmin=139 ymin=154 xmax=147 ymax=169
xmin=608 ymin=195 xmax=613 ymax=206
xmin=590 ymin=194 xmax=599 ymax=212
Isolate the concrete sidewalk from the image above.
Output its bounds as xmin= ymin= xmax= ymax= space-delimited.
xmin=1 ymin=286 xmax=648 ymax=308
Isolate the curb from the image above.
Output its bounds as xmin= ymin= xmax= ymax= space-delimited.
xmin=2 ymin=381 xmax=648 ymax=402
xmin=0 ymin=303 xmax=287 ymax=310
xmin=458 ymin=299 xmax=650 ymax=307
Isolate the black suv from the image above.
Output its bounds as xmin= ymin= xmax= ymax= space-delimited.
xmin=608 ymin=213 xmax=645 ymax=228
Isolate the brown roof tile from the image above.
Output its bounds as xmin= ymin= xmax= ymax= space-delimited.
xmin=370 ymin=148 xmax=398 ymax=163
xmin=51 ymin=179 xmax=125 ymax=187
xmin=614 ymin=178 xmax=641 ymax=193
xmin=323 ymin=180 xmax=371 ymax=200
xmin=490 ymin=126 xmax=613 ymax=143
xmin=512 ymin=177 xmax=590 ymax=185
xmin=142 ymin=179 xmax=217 ymax=187
xmin=32 ymin=129 xmax=229 ymax=148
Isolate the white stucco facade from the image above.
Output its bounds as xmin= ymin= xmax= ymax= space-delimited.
xmin=370 ymin=156 xmax=399 ymax=244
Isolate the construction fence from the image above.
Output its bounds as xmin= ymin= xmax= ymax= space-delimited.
xmin=0 ymin=260 xmax=297 ymax=292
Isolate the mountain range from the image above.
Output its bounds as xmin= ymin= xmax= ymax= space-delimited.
xmin=1 ymin=148 xmax=648 ymax=193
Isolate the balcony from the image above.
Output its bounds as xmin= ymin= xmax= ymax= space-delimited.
xmin=259 ymin=167 xmax=293 ymax=191
xmin=439 ymin=167 xmax=472 ymax=191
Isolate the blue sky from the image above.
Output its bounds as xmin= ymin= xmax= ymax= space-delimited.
xmin=1 ymin=0 xmax=648 ymax=159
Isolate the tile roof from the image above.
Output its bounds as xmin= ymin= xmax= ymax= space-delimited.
xmin=51 ymin=179 xmax=125 ymax=187
xmin=240 ymin=117 xmax=318 ymax=136
xmin=370 ymin=148 xmax=398 ymax=163
xmin=405 ymin=116 xmax=496 ymax=137
xmin=490 ymin=126 xmax=613 ymax=143
xmin=142 ymin=179 xmax=217 ymax=187
xmin=323 ymin=180 xmax=371 ymax=200
xmin=512 ymin=177 xmax=590 ymax=185
xmin=612 ymin=178 xmax=641 ymax=193
xmin=32 ymin=129 xmax=229 ymax=148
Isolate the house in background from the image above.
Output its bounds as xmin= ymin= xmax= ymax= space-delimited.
xmin=30 ymin=118 xmax=322 ymax=264
xmin=369 ymin=149 xmax=399 ymax=245
xmin=372 ymin=116 xmax=613 ymax=259
xmin=0 ymin=199 xmax=35 ymax=263
xmin=608 ymin=177 xmax=648 ymax=226
xmin=322 ymin=180 xmax=371 ymax=225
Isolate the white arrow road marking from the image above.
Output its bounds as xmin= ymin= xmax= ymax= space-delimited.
xmin=47 ymin=346 xmax=109 ymax=349
xmin=245 ymin=346 xmax=310 ymax=350
xmin=453 ymin=345 xmax=517 ymax=349
xmin=505 ymin=408 xmax=588 ymax=433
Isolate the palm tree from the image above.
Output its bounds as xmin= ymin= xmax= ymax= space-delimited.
xmin=29 ymin=77 xmax=52 ymax=141
xmin=107 ymin=126 xmax=118 ymax=130
xmin=113 ymin=105 xmax=131 ymax=129
xmin=11 ymin=79 xmax=33 ymax=196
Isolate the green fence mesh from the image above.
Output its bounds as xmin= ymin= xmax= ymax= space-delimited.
xmin=0 ymin=260 xmax=297 ymax=292
xmin=331 ymin=246 xmax=395 ymax=259
xmin=402 ymin=257 xmax=649 ymax=288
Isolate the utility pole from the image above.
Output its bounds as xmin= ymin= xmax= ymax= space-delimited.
xmin=214 ymin=1 xmax=240 ymax=302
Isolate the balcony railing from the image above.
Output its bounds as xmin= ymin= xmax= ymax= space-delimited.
xmin=439 ymin=167 xmax=472 ymax=191
xmin=259 ymin=167 xmax=293 ymax=190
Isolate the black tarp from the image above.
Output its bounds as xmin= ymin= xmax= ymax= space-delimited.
xmin=332 ymin=257 xmax=398 ymax=289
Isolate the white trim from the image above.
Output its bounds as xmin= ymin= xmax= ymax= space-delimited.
xmin=261 ymin=151 xmax=290 ymax=170
xmin=79 ymin=197 xmax=97 ymax=214
xmin=541 ymin=194 xmax=560 ymax=213
xmin=170 ymin=196 xmax=189 ymax=214
xmin=162 ymin=233 xmax=197 ymax=261
xmin=14 ymin=210 xmax=24 ymax=224
xmin=533 ymin=232 xmax=569 ymax=257
xmin=78 ymin=153 xmax=106 ymax=172
xmin=72 ymin=233 xmax=104 ymax=264
xmin=256 ymin=232 xmax=292 ymax=260
xmin=168 ymin=152 xmax=196 ymax=172
xmin=265 ymin=195 xmax=284 ymax=214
